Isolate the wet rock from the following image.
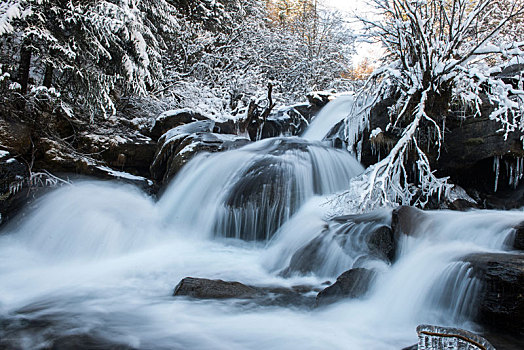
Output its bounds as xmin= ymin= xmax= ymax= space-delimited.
xmin=416 ymin=324 xmax=495 ymax=350
xmin=391 ymin=206 xmax=429 ymax=238
xmin=463 ymin=253 xmax=524 ymax=335
xmin=173 ymin=277 xmax=321 ymax=307
xmin=281 ymin=235 xmax=327 ymax=277
xmin=173 ymin=277 xmax=258 ymax=299
xmin=282 ymin=211 xmax=393 ymax=277
xmin=366 ymin=225 xmax=396 ymax=262
xmin=316 ymin=268 xmax=376 ymax=306
xmin=150 ymin=121 xmax=250 ymax=184
xmin=149 ymin=109 xmax=208 ymax=139
xmin=513 ymin=223 xmax=524 ymax=250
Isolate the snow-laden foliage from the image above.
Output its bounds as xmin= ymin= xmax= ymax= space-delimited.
xmin=344 ymin=0 xmax=524 ymax=210
xmin=0 ymin=0 xmax=355 ymax=123
xmin=161 ymin=1 xmax=355 ymax=119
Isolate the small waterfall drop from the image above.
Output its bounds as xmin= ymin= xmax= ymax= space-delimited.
xmin=301 ymin=94 xmax=354 ymax=141
xmin=158 ymin=137 xmax=363 ymax=241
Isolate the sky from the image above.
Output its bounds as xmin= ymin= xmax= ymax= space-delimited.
xmin=323 ymin=0 xmax=362 ymax=12
xmin=322 ymin=0 xmax=382 ymax=67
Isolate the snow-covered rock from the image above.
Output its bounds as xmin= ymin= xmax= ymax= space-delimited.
xmin=149 ymin=109 xmax=209 ymax=140
xmin=150 ymin=121 xmax=250 ymax=184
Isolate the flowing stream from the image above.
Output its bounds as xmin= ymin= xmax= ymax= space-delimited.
xmin=0 ymin=107 xmax=522 ymax=349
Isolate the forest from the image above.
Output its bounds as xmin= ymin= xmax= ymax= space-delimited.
xmin=0 ymin=1 xmax=523 ymax=349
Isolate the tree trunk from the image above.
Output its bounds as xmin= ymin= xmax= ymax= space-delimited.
xmin=18 ymin=44 xmax=32 ymax=94
xmin=43 ymin=63 xmax=54 ymax=88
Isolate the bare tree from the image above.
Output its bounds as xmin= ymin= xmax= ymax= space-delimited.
xmin=342 ymin=0 xmax=524 ymax=211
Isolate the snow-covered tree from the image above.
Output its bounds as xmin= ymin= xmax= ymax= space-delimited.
xmin=343 ymin=0 xmax=524 ymax=211
xmin=0 ymin=0 xmax=182 ymax=119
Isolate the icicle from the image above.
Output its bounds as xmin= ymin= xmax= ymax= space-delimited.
xmin=493 ymin=156 xmax=500 ymax=192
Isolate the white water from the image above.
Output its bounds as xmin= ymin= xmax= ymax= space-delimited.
xmin=158 ymin=137 xmax=363 ymax=241
xmin=301 ymin=94 xmax=354 ymax=141
xmin=0 ymin=137 xmax=523 ymax=349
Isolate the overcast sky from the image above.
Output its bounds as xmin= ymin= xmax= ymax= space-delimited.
xmin=322 ymin=0 xmax=382 ymax=67
xmin=323 ymin=0 xmax=360 ymax=12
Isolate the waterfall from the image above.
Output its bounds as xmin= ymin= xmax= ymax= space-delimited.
xmin=0 ymin=129 xmax=523 ymax=348
xmin=158 ymin=137 xmax=363 ymax=241
xmin=301 ymin=94 xmax=354 ymax=141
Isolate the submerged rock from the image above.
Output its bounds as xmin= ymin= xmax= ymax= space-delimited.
xmin=416 ymin=324 xmax=495 ymax=350
xmin=316 ymin=268 xmax=376 ymax=306
xmin=512 ymin=223 xmax=524 ymax=250
xmin=281 ymin=210 xmax=393 ymax=277
xmin=463 ymin=253 xmax=524 ymax=335
xmin=173 ymin=277 xmax=258 ymax=299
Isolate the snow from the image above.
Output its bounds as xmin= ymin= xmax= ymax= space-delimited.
xmin=0 ymin=150 xmax=9 ymax=158
xmin=370 ymin=127 xmax=382 ymax=139
xmin=97 ymin=165 xmax=153 ymax=185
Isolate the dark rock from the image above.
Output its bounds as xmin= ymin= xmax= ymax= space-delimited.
xmin=425 ymin=185 xmax=479 ymax=211
xmin=150 ymin=121 xmax=250 ymax=184
xmin=282 ymin=210 xmax=393 ymax=277
xmin=173 ymin=277 xmax=322 ymax=307
xmin=513 ymin=223 xmax=524 ymax=250
xmin=316 ymin=268 xmax=376 ymax=306
xmin=0 ymin=152 xmax=29 ymax=225
xmin=357 ymin=92 xmax=524 ymax=207
xmin=306 ymin=91 xmax=335 ymax=108
xmin=495 ymin=64 xmax=524 ymax=88
xmin=400 ymin=345 xmax=417 ymax=350
xmin=366 ymin=225 xmax=396 ymax=262
xmin=173 ymin=277 xmax=258 ymax=299
xmin=416 ymin=324 xmax=495 ymax=350
xmin=391 ymin=206 xmax=428 ymax=238
xmin=149 ymin=109 xmax=208 ymax=140
xmin=281 ymin=235 xmax=327 ymax=277
xmin=0 ymin=117 xmax=32 ymax=155
xmin=247 ymin=104 xmax=314 ymax=140
xmin=77 ymin=131 xmax=157 ymax=178
xmin=463 ymin=253 xmax=524 ymax=335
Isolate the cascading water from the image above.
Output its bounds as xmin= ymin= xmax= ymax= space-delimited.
xmin=0 ymin=120 xmax=523 ymax=348
xmin=158 ymin=137 xmax=363 ymax=241
xmin=301 ymin=94 xmax=354 ymax=141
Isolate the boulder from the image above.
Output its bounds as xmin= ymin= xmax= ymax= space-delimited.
xmin=316 ymin=268 xmax=376 ymax=306
xmin=173 ymin=277 xmax=258 ymax=299
xmin=149 ymin=109 xmax=208 ymax=140
xmin=281 ymin=235 xmax=327 ymax=277
xmin=391 ymin=206 xmax=428 ymax=238
xmin=77 ymin=131 xmax=156 ymax=178
xmin=366 ymin=225 xmax=396 ymax=262
xmin=246 ymin=104 xmax=314 ymax=140
xmin=463 ymin=253 xmax=524 ymax=335
xmin=150 ymin=121 xmax=250 ymax=184
xmin=173 ymin=277 xmax=323 ymax=307
xmin=282 ymin=211 xmax=394 ymax=277
xmin=306 ymin=90 xmax=336 ymax=108
xmin=416 ymin=324 xmax=495 ymax=350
